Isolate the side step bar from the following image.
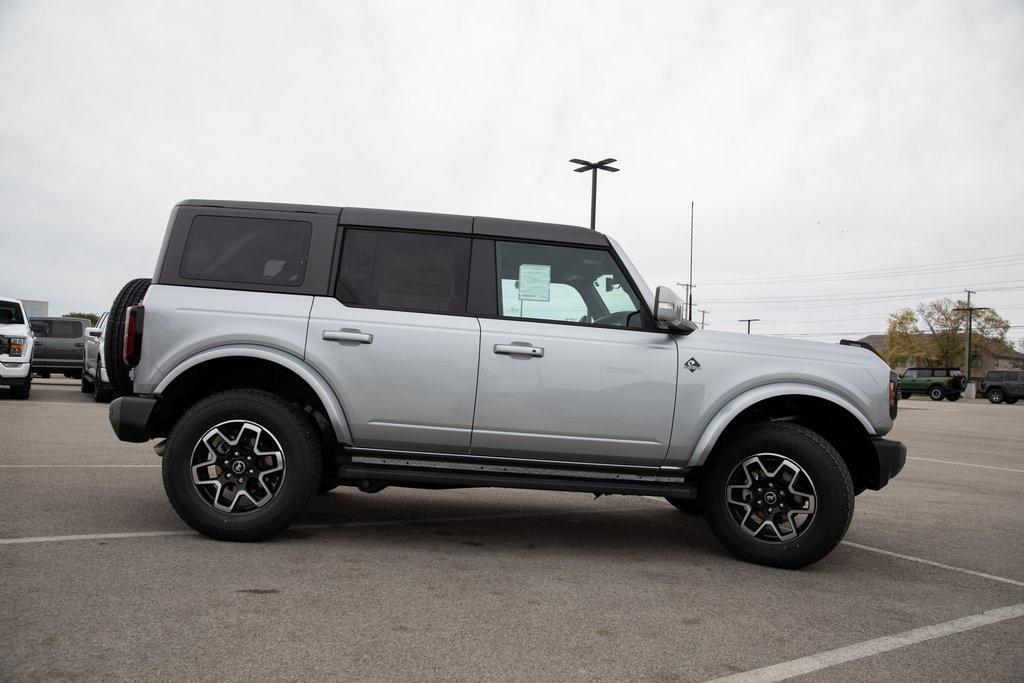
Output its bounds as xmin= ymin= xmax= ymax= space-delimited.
xmin=337 ymin=451 xmax=698 ymax=499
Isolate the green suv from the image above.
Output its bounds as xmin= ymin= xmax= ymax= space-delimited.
xmin=899 ymin=367 xmax=968 ymax=401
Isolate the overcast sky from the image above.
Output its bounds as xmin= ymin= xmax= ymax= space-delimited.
xmin=1 ymin=0 xmax=1022 ymax=342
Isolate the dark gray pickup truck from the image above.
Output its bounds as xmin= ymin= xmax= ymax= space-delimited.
xmin=29 ymin=317 xmax=89 ymax=378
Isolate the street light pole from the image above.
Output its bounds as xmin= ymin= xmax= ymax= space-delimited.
xmin=698 ymin=309 xmax=709 ymax=330
xmin=955 ymin=290 xmax=990 ymax=384
xmin=688 ymin=201 xmax=694 ymax=321
xmin=738 ymin=318 xmax=761 ymax=334
xmin=570 ymin=158 xmax=620 ymax=230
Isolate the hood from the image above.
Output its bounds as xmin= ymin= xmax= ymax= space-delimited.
xmin=683 ymin=329 xmax=889 ymax=369
xmin=0 ymin=322 xmax=30 ymax=336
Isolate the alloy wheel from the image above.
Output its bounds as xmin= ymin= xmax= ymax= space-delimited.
xmin=725 ymin=453 xmax=817 ymax=542
xmin=190 ymin=420 xmax=286 ymax=513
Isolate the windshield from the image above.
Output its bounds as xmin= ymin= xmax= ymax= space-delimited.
xmin=0 ymin=301 xmax=25 ymax=325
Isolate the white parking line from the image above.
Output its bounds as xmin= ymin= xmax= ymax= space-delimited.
xmin=907 ymin=456 xmax=1024 ymax=474
xmin=841 ymin=541 xmax=1024 ymax=588
xmin=0 ymin=464 xmax=160 ymax=468
xmin=709 ymin=602 xmax=1024 ymax=682
xmin=0 ymin=506 xmax=650 ymax=545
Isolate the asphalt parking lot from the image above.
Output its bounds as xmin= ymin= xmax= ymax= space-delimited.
xmin=1 ymin=380 xmax=1022 ymax=681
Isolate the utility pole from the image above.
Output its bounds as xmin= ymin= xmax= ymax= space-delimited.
xmin=676 ymin=282 xmax=696 ymax=320
xmin=687 ymin=201 xmax=695 ymax=321
xmin=955 ymin=290 xmax=990 ymax=384
xmin=738 ymin=318 xmax=761 ymax=334
xmin=569 ymin=158 xmax=619 ymax=230
xmin=698 ymin=309 xmax=709 ymax=330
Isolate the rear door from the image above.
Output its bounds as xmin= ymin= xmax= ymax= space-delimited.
xmin=306 ymin=227 xmax=480 ymax=454
xmin=471 ymin=240 xmax=677 ymax=466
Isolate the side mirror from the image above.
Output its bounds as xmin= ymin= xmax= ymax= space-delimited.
xmin=654 ymin=286 xmax=698 ymax=335
xmin=86 ymin=327 xmax=101 ymax=338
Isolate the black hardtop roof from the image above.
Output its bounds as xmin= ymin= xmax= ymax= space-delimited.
xmin=176 ymin=199 xmax=609 ymax=247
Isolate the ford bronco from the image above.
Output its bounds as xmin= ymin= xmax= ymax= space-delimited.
xmin=106 ymin=200 xmax=905 ymax=568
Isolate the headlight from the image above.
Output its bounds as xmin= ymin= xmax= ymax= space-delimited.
xmin=8 ymin=337 xmax=26 ymax=356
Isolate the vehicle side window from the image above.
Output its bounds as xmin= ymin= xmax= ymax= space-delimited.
xmin=336 ymin=229 xmax=471 ymax=314
xmin=1006 ymin=372 xmax=1020 ymax=382
xmin=988 ymin=371 xmax=1004 ymax=382
xmin=181 ymin=216 xmax=312 ymax=287
xmin=494 ymin=241 xmax=643 ymax=328
xmin=903 ymin=369 xmax=917 ymax=378
xmin=933 ymin=369 xmax=948 ymax=377
xmin=47 ymin=320 xmax=83 ymax=338
xmin=30 ymin=321 xmax=50 ymax=337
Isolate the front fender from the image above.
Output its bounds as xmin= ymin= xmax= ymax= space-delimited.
xmin=152 ymin=344 xmax=353 ymax=444
xmin=683 ymin=382 xmax=877 ymax=467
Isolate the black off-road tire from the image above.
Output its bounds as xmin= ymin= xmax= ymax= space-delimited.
xmin=162 ymin=390 xmax=322 ymax=541
xmin=701 ymin=422 xmax=855 ymax=569
xmin=104 ymin=278 xmax=151 ymax=396
xmin=665 ymin=497 xmax=703 ymax=515
xmin=1006 ymin=398 xmax=1019 ymax=405
xmin=8 ymin=377 xmax=31 ymax=400
xmin=94 ymin=379 xmax=114 ymax=403
xmin=946 ymin=392 xmax=961 ymax=402
xmin=986 ymin=388 xmax=1004 ymax=404
xmin=928 ymin=385 xmax=945 ymax=401
xmin=900 ymin=392 xmax=911 ymax=400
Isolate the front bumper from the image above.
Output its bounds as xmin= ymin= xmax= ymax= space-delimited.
xmin=109 ymin=395 xmax=160 ymax=443
xmin=865 ymin=437 xmax=907 ymax=490
xmin=0 ymin=361 xmax=32 ymax=382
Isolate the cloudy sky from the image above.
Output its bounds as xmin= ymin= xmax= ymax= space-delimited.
xmin=1 ymin=0 xmax=1022 ymax=342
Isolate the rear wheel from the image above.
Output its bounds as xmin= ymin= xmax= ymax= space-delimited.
xmin=929 ymin=386 xmax=945 ymax=401
xmin=1006 ymin=398 xmax=1019 ymax=405
xmin=162 ymin=389 xmax=322 ymax=541
xmin=701 ymin=422 xmax=854 ymax=569
xmin=104 ymin=278 xmax=151 ymax=396
xmin=946 ymin=392 xmax=961 ymax=402
xmin=987 ymin=388 xmax=1004 ymax=404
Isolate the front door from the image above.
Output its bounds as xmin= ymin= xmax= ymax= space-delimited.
xmin=471 ymin=240 xmax=677 ymax=466
xmin=306 ymin=228 xmax=480 ymax=454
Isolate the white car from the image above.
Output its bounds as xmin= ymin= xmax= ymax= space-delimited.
xmin=82 ymin=311 xmax=114 ymax=401
xmin=0 ymin=296 xmax=34 ymax=399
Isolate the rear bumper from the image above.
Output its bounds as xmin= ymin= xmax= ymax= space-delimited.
xmin=866 ymin=437 xmax=907 ymax=490
xmin=109 ymin=396 xmax=160 ymax=443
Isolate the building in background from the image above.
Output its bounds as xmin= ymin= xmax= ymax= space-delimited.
xmin=21 ymin=299 xmax=48 ymax=317
xmin=859 ymin=334 xmax=1024 ymax=376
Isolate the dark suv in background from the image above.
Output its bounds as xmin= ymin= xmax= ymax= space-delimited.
xmin=29 ymin=317 xmax=88 ymax=379
xmin=980 ymin=370 xmax=1022 ymax=404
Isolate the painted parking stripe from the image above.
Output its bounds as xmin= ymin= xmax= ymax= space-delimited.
xmin=709 ymin=602 xmax=1024 ymax=682
xmin=0 ymin=464 xmax=160 ymax=468
xmin=841 ymin=540 xmax=1024 ymax=588
xmin=0 ymin=506 xmax=650 ymax=545
xmin=907 ymin=456 xmax=1024 ymax=474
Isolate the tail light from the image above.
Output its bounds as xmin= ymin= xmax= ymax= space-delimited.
xmin=123 ymin=305 xmax=144 ymax=367
xmin=889 ymin=371 xmax=899 ymax=420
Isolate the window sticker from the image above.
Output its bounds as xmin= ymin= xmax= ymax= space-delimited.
xmin=518 ymin=264 xmax=551 ymax=302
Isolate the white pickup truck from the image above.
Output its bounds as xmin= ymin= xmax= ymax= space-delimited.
xmin=0 ymin=296 xmax=34 ymax=399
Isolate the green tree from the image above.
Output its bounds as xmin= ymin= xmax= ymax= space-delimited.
xmin=906 ymin=298 xmax=1012 ymax=368
xmin=884 ymin=308 xmax=925 ymax=367
xmin=63 ymin=311 xmax=99 ymax=326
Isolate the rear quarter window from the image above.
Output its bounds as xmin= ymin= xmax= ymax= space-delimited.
xmin=986 ymin=372 xmax=1004 ymax=382
xmin=180 ymin=216 xmax=312 ymax=287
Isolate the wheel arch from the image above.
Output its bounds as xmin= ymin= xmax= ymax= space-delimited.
xmin=153 ymin=345 xmax=352 ymax=444
xmin=688 ymin=384 xmax=879 ymax=493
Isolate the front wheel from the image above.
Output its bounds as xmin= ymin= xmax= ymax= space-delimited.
xmin=162 ymin=389 xmax=323 ymax=541
xmin=987 ymin=388 xmax=1004 ymax=404
xmin=929 ymin=386 xmax=945 ymax=401
xmin=701 ymin=422 xmax=854 ymax=569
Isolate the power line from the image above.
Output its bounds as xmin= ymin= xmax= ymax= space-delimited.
xmin=702 ymin=280 xmax=1024 ymax=305
xmin=702 ymin=252 xmax=1024 ymax=286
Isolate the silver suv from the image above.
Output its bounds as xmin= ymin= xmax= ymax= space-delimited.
xmin=107 ymin=199 xmax=905 ymax=568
